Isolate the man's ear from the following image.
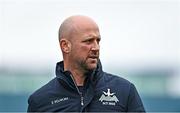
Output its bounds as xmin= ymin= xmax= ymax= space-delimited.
xmin=60 ymin=39 xmax=71 ymax=53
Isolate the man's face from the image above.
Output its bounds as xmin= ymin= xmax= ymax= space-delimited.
xmin=69 ymin=27 xmax=101 ymax=72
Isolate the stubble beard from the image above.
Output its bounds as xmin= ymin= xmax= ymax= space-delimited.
xmin=79 ymin=57 xmax=99 ymax=73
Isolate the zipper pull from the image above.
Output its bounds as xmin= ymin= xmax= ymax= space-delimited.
xmin=80 ymin=93 xmax=84 ymax=106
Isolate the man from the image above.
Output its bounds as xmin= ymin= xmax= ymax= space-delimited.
xmin=27 ymin=15 xmax=145 ymax=112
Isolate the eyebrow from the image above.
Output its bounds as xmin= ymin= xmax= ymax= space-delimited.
xmin=84 ymin=35 xmax=101 ymax=40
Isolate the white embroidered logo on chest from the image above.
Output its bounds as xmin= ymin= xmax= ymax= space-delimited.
xmin=99 ymin=88 xmax=119 ymax=105
xmin=51 ymin=97 xmax=69 ymax=105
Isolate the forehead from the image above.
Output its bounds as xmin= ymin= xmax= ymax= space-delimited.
xmin=73 ymin=28 xmax=100 ymax=41
xmin=73 ymin=23 xmax=100 ymax=38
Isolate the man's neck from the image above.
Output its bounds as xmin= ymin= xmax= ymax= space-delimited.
xmin=70 ymin=69 xmax=86 ymax=86
xmin=64 ymin=62 xmax=86 ymax=86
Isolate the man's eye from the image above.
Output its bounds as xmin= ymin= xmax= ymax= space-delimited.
xmin=87 ymin=40 xmax=91 ymax=43
xmin=84 ymin=39 xmax=92 ymax=43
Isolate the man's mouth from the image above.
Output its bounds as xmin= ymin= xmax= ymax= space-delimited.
xmin=88 ymin=56 xmax=99 ymax=59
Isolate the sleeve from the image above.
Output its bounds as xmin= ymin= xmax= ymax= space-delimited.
xmin=127 ymin=83 xmax=146 ymax=112
xmin=27 ymin=95 xmax=38 ymax=112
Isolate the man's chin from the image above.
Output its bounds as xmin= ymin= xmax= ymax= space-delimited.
xmin=86 ymin=62 xmax=98 ymax=71
xmin=84 ymin=58 xmax=98 ymax=71
xmin=87 ymin=64 xmax=97 ymax=70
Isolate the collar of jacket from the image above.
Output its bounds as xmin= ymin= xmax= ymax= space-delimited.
xmin=55 ymin=60 xmax=103 ymax=91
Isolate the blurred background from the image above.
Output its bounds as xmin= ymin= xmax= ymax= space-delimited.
xmin=0 ymin=0 xmax=180 ymax=112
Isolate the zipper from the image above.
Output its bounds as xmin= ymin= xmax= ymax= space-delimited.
xmin=69 ymin=74 xmax=84 ymax=106
xmin=80 ymin=92 xmax=84 ymax=106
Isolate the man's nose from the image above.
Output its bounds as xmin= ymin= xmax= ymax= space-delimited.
xmin=91 ymin=41 xmax=100 ymax=51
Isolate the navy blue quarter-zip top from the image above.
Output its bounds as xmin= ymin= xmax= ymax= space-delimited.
xmin=27 ymin=60 xmax=145 ymax=112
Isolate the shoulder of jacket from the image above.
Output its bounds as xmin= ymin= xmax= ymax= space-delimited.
xmin=103 ymin=72 xmax=132 ymax=86
xmin=28 ymin=77 xmax=57 ymax=101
